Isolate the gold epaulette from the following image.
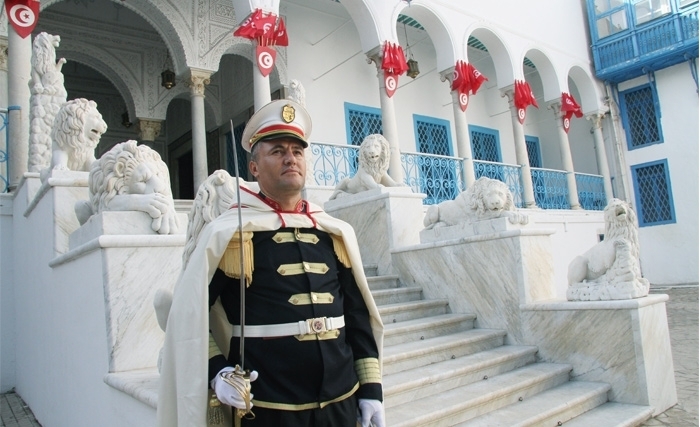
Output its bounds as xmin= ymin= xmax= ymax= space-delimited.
xmin=218 ymin=232 xmax=254 ymax=285
xmin=331 ymin=234 xmax=351 ymax=268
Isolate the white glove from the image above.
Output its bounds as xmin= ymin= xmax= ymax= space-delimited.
xmin=358 ymin=398 xmax=385 ymax=427
xmin=210 ymin=366 xmax=258 ymax=410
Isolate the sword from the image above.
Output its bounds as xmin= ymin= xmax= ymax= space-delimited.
xmin=220 ymin=120 xmax=254 ymax=421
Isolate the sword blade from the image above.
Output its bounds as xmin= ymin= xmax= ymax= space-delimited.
xmin=230 ymin=119 xmax=246 ymax=370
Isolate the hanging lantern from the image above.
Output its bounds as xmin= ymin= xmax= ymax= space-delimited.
xmin=407 ymin=58 xmax=420 ymax=79
xmin=161 ymin=69 xmax=176 ymax=89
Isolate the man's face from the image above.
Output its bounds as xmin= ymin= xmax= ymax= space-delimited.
xmin=249 ymin=137 xmax=306 ymax=199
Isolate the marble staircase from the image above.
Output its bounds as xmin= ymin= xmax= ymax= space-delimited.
xmin=364 ymin=264 xmax=655 ymax=427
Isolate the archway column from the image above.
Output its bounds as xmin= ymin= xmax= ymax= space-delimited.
xmin=502 ymin=89 xmax=537 ymax=208
xmin=587 ymin=112 xmax=614 ymax=202
xmin=7 ymin=30 xmax=31 ymax=190
xmin=368 ymin=50 xmax=403 ymax=184
xmin=548 ymin=101 xmax=581 ymax=209
xmin=187 ymin=69 xmax=211 ymax=192
xmin=440 ymin=69 xmax=475 ymax=188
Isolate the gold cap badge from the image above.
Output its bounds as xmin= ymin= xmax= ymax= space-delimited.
xmin=282 ymin=104 xmax=295 ymax=123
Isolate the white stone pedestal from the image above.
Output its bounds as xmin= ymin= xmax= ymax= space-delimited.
xmin=51 ymin=211 xmax=186 ymax=373
xmin=521 ymin=295 xmax=677 ymax=415
xmin=23 ymin=169 xmax=88 ymax=255
xmin=393 ymin=220 xmax=557 ymax=343
xmin=324 ymin=187 xmax=425 ymax=275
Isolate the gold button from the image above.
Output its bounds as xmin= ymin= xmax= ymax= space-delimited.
xmin=311 ymin=294 xmax=318 ymax=302
xmin=280 ymin=269 xmax=286 ymax=274
xmin=292 ymin=298 xmax=299 ymax=304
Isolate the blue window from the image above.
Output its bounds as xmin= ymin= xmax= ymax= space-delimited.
xmin=344 ymin=103 xmax=383 ymax=146
xmin=619 ymin=83 xmax=663 ymax=149
xmin=468 ymin=125 xmax=501 ymax=162
xmin=413 ymin=115 xmax=457 ymax=203
xmin=631 ymin=159 xmax=676 ymax=226
xmin=415 ymin=115 xmax=453 ymax=156
xmin=525 ymin=135 xmax=542 ymax=168
xmin=226 ymin=122 xmax=250 ymax=180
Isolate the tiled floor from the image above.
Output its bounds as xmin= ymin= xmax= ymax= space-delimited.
xmin=1 ymin=286 xmax=697 ymax=427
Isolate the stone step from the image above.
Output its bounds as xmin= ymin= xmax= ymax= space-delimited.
xmin=366 ymin=274 xmax=400 ymax=290
xmin=385 ymin=362 xmax=573 ymax=427
xmin=560 ymin=402 xmax=654 ymax=427
xmin=383 ymin=313 xmax=476 ymax=346
xmin=383 ymin=345 xmax=538 ymax=409
xmin=383 ymin=329 xmax=506 ymax=376
xmin=371 ymin=286 xmax=423 ymax=305
xmin=379 ymin=299 xmax=450 ymax=324
xmin=454 ymin=380 xmax=610 ymax=426
xmin=363 ymin=264 xmax=379 ymax=277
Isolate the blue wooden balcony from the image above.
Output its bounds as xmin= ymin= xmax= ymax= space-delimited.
xmin=310 ymin=142 xmax=606 ymax=210
xmin=592 ymin=5 xmax=698 ymax=82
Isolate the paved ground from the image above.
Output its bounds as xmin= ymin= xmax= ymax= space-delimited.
xmin=0 ymin=286 xmax=697 ymax=427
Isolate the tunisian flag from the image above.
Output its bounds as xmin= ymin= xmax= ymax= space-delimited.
xmin=514 ymin=80 xmax=538 ymax=124
xmin=451 ymin=60 xmax=488 ymax=111
xmin=381 ymin=42 xmax=408 ymax=98
xmin=5 ymin=0 xmax=40 ymax=39
xmin=561 ymin=92 xmax=583 ymax=133
xmin=234 ymin=9 xmax=288 ymax=76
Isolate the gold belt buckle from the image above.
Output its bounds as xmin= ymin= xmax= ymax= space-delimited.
xmin=307 ymin=317 xmax=327 ymax=334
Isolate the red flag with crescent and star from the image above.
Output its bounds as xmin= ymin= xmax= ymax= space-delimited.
xmin=5 ymin=0 xmax=40 ymax=39
xmin=233 ymin=9 xmax=288 ymax=76
xmin=514 ymin=80 xmax=538 ymax=124
xmin=561 ymin=92 xmax=583 ymax=133
xmin=451 ymin=61 xmax=488 ymax=112
xmin=381 ymin=42 xmax=408 ymax=98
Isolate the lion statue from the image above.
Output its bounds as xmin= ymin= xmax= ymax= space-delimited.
xmin=567 ymin=198 xmax=649 ymax=301
xmin=41 ymin=98 xmax=108 ymax=180
xmin=423 ymin=176 xmax=528 ymax=229
xmin=329 ymin=134 xmax=403 ymax=200
xmin=74 ymin=140 xmax=180 ymax=235
xmin=28 ymin=32 xmax=67 ymax=173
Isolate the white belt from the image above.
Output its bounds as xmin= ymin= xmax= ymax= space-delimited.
xmin=231 ymin=315 xmax=345 ymax=338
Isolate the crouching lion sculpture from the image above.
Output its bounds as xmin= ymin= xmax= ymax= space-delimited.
xmin=567 ymin=198 xmax=649 ymax=301
xmin=42 ymin=98 xmax=108 ymax=181
xmin=423 ymin=177 xmax=528 ymax=229
xmin=329 ymin=134 xmax=404 ymax=200
xmin=74 ymin=140 xmax=180 ymax=235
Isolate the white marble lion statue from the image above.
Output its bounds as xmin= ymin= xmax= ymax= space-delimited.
xmin=567 ymin=198 xmax=650 ymax=301
xmin=329 ymin=134 xmax=403 ymax=200
xmin=42 ymin=98 xmax=108 ymax=180
xmin=74 ymin=140 xmax=180 ymax=235
xmin=28 ymin=32 xmax=67 ymax=173
xmin=423 ymin=176 xmax=528 ymax=229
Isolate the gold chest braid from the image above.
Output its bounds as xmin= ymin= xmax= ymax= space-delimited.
xmin=217 ymin=229 xmax=350 ymax=285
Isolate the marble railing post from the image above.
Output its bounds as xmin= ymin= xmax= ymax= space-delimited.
xmin=187 ymin=69 xmax=211 ymax=192
xmin=7 ymin=29 xmax=31 ymax=190
xmin=440 ymin=69 xmax=475 ymax=188
xmin=549 ymin=101 xmax=581 ymax=209
xmin=502 ymin=89 xmax=537 ymax=208
xmin=588 ymin=113 xmax=614 ymax=202
xmin=367 ymin=49 xmax=403 ymax=185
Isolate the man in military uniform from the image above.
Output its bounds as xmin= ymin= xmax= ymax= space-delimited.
xmin=157 ymin=99 xmax=385 ymax=427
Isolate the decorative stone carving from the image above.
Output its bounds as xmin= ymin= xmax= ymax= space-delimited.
xmin=329 ymin=134 xmax=404 ymax=200
xmin=423 ymin=176 xmax=528 ymax=229
xmin=40 ymin=98 xmax=108 ymax=182
xmin=567 ymin=198 xmax=650 ymax=301
xmin=288 ymin=79 xmax=306 ymax=106
xmin=28 ymin=32 xmax=67 ymax=173
xmin=137 ymin=119 xmax=162 ymax=141
xmin=74 ymin=140 xmax=180 ymax=235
